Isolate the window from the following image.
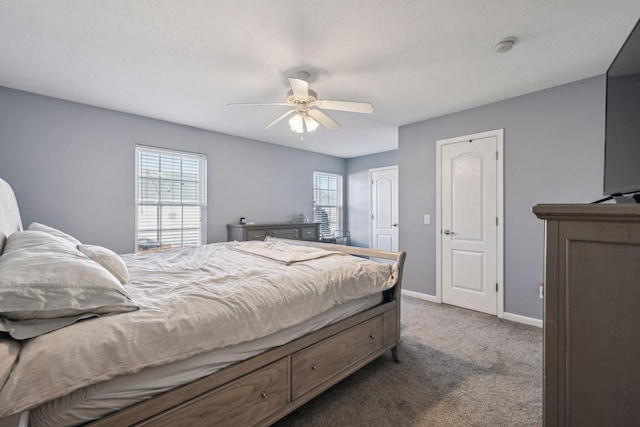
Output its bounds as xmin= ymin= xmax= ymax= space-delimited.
xmin=313 ymin=171 xmax=343 ymax=238
xmin=136 ymin=145 xmax=207 ymax=253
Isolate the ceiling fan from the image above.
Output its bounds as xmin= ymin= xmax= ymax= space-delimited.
xmin=228 ymin=71 xmax=374 ymax=135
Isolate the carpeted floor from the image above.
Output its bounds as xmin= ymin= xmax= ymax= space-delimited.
xmin=272 ymin=296 xmax=542 ymax=426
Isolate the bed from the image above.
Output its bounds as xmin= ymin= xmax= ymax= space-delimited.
xmin=0 ymin=177 xmax=406 ymax=427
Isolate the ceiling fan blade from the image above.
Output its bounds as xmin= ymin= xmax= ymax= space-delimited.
xmin=227 ymin=102 xmax=290 ymax=107
xmin=265 ymin=109 xmax=296 ymax=129
xmin=289 ymin=77 xmax=309 ymax=99
xmin=315 ymin=100 xmax=374 ymax=114
xmin=308 ymin=109 xmax=342 ymax=131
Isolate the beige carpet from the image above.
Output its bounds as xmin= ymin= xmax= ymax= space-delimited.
xmin=273 ymin=296 xmax=542 ymax=426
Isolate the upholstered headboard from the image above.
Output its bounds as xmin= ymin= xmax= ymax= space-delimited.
xmin=0 ymin=177 xmax=23 ymax=240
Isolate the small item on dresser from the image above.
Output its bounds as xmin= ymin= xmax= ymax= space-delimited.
xmin=239 ymin=217 xmax=246 ymax=224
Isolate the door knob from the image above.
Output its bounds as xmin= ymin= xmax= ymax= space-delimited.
xmin=443 ymin=229 xmax=455 ymax=235
xmin=392 ymin=223 xmax=398 ymax=227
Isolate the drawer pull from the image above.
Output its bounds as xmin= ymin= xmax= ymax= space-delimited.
xmin=253 ymin=235 xmax=261 ymax=238
xmin=261 ymin=392 xmax=268 ymax=399
xmin=369 ymin=334 xmax=375 ymax=339
xmin=311 ymin=364 xmax=318 ymax=371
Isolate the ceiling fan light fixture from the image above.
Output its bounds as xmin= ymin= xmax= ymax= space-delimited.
xmin=289 ymin=113 xmax=304 ymax=133
xmin=289 ymin=112 xmax=319 ymax=134
xmin=304 ymin=115 xmax=319 ymax=132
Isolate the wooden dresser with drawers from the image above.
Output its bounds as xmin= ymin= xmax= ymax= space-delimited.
xmin=227 ymin=222 xmax=320 ymax=242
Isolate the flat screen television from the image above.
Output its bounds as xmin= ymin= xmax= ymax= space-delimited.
xmin=603 ymin=18 xmax=640 ymax=199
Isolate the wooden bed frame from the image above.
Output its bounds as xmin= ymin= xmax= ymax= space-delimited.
xmin=0 ymin=178 xmax=406 ymax=426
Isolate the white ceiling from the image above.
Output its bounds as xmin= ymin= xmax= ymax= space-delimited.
xmin=1 ymin=1 xmax=639 ymax=158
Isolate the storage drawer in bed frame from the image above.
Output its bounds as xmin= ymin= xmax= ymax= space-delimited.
xmin=291 ymin=315 xmax=383 ymax=400
xmin=137 ymin=358 xmax=290 ymax=427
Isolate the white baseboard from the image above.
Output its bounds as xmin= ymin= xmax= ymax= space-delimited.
xmin=503 ymin=312 xmax=543 ymax=328
xmin=401 ymin=289 xmax=439 ymax=303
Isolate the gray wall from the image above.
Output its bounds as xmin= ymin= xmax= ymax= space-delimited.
xmin=346 ymin=150 xmax=398 ymax=248
xmin=0 ymin=87 xmax=345 ymax=254
xmin=399 ymin=76 xmax=606 ymax=320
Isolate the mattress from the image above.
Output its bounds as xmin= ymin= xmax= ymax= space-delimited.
xmin=0 ymin=240 xmax=397 ymax=422
xmin=27 ymin=294 xmax=382 ymax=427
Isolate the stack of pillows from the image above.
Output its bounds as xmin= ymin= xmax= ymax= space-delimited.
xmin=0 ymin=223 xmax=138 ymax=340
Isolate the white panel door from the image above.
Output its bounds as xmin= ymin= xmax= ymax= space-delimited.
xmin=371 ymin=167 xmax=398 ymax=252
xmin=441 ymin=136 xmax=498 ymax=315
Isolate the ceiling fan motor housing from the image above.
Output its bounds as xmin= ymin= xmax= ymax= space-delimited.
xmin=287 ymin=89 xmax=317 ymax=108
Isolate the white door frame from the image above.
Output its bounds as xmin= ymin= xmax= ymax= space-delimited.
xmin=369 ymin=165 xmax=399 ymax=250
xmin=436 ymin=129 xmax=504 ymax=318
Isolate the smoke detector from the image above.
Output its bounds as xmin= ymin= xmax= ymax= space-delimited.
xmin=493 ymin=37 xmax=517 ymax=53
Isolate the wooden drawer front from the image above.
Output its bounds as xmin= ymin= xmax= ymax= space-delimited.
xmin=269 ymin=227 xmax=298 ymax=239
xmin=245 ymin=229 xmax=267 ymax=241
xmin=291 ymin=316 xmax=383 ymax=400
xmin=300 ymin=226 xmax=318 ymax=241
xmin=142 ymin=359 xmax=289 ymax=427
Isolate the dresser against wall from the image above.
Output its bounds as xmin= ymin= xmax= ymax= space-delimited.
xmin=533 ymin=204 xmax=640 ymax=426
xmin=227 ymin=223 xmax=320 ymax=242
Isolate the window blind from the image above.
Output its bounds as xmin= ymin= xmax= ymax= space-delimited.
xmin=136 ymin=145 xmax=207 ymax=252
xmin=313 ymin=171 xmax=343 ymax=238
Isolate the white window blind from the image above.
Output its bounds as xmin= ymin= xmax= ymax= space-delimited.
xmin=136 ymin=145 xmax=207 ymax=253
xmin=313 ymin=171 xmax=343 ymax=238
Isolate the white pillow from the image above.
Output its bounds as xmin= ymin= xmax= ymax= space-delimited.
xmin=0 ymin=231 xmax=138 ymax=339
xmin=28 ymin=222 xmax=81 ymax=247
xmin=78 ymin=244 xmax=129 ymax=284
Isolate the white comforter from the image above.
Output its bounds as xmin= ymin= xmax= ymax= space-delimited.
xmin=0 ymin=241 xmax=397 ymax=416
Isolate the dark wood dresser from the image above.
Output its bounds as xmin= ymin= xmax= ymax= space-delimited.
xmin=227 ymin=222 xmax=320 ymax=242
xmin=533 ymin=204 xmax=640 ymax=426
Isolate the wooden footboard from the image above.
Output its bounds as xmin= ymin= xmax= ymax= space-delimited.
xmin=88 ymin=241 xmax=406 ymax=427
